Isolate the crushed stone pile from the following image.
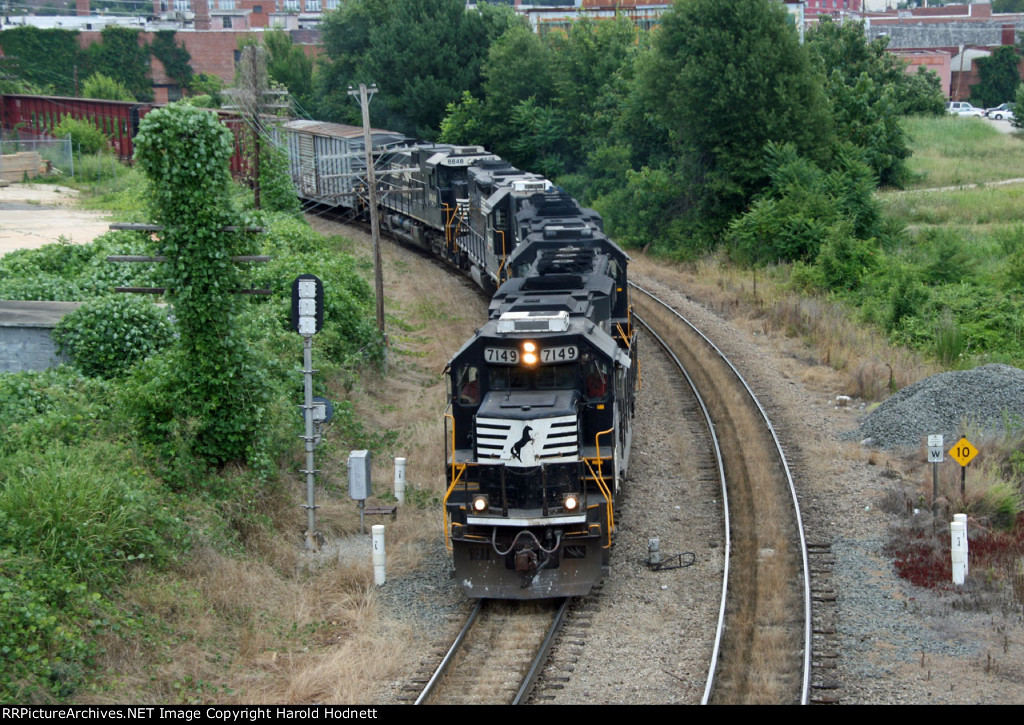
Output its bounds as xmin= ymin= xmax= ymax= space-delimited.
xmin=846 ymin=363 xmax=1024 ymax=449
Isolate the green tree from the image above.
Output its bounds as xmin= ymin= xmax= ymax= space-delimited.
xmin=315 ymin=0 xmax=494 ymax=138
xmin=826 ymin=71 xmax=909 ymax=187
xmin=81 ymin=72 xmax=134 ymax=102
xmin=364 ymin=0 xmax=491 ymax=138
xmin=635 ymin=0 xmax=832 ymax=247
xmin=971 ymin=45 xmax=1021 ymax=108
xmin=550 ymin=15 xmax=640 ymax=172
xmin=806 ymin=19 xmax=945 ymax=117
xmin=53 ymin=114 xmax=111 ymax=155
xmin=132 ymin=104 xmax=268 ymax=469
xmin=188 ymin=72 xmax=225 ymax=107
xmin=728 ymin=141 xmax=884 ymax=269
xmin=466 ymin=22 xmax=557 ymax=154
xmin=84 ymin=27 xmax=152 ymax=102
xmin=264 ymin=29 xmax=314 ymax=113
xmin=893 ymin=66 xmax=946 ymax=116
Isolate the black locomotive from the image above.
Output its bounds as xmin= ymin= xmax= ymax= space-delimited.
xmin=279 ymin=120 xmax=637 ymax=599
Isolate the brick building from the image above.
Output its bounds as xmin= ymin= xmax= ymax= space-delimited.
xmin=864 ymin=1 xmax=1024 ymax=100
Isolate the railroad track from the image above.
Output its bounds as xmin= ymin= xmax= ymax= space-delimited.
xmin=631 ymin=282 xmax=811 ymax=704
xmin=415 ymin=598 xmax=572 ymax=705
xmin=325 ymin=216 xmax=815 ymax=703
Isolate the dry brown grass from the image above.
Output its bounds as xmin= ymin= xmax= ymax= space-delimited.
xmin=73 ymin=222 xmax=488 ymax=705
xmin=631 ymin=253 xmax=940 ymax=402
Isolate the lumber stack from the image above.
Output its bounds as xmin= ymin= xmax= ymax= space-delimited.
xmin=0 ymin=152 xmax=47 ymax=182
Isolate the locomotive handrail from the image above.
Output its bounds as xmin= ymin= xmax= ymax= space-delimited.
xmin=614 ymin=322 xmax=632 ymax=350
xmin=582 ymin=457 xmax=614 ymax=548
xmin=442 ymin=411 xmax=468 ymax=551
xmin=585 ymin=427 xmax=616 ymax=546
xmin=495 ymin=230 xmax=508 ymax=282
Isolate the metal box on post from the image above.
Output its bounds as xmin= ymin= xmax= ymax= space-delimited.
xmin=348 ymin=450 xmax=372 ymax=500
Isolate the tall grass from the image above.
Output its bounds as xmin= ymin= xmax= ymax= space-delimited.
xmin=883 ymin=184 xmax=1024 ymax=227
xmin=902 ymin=115 xmax=1024 ymax=189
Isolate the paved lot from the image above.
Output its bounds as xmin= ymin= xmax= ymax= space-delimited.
xmin=0 ymin=182 xmax=111 ymax=257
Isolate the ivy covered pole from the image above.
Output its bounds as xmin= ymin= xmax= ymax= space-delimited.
xmin=133 ymin=104 xmax=266 ymax=467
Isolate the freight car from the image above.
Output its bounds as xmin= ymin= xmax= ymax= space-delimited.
xmin=277 ymin=119 xmax=637 ymax=599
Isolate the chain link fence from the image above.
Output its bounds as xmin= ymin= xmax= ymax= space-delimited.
xmin=0 ymin=135 xmax=74 ymax=181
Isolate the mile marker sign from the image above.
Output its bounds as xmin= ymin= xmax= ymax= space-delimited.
xmin=949 ymin=437 xmax=978 ymax=467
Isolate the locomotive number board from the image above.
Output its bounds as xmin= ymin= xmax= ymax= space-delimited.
xmin=541 ymin=345 xmax=578 ymax=363
xmin=485 ymin=348 xmax=519 ymax=365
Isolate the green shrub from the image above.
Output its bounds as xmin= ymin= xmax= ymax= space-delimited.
xmin=0 ymin=544 xmax=101 ymax=704
xmin=53 ymin=115 xmax=110 ymax=156
xmin=73 ymin=152 xmax=125 ymax=183
xmin=814 ymin=221 xmax=879 ymax=290
xmin=0 ymin=368 xmax=113 ymax=456
xmin=0 ymin=231 xmax=159 ymax=302
xmin=53 ymin=296 xmax=174 ymax=378
xmin=0 ymin=442 xmax=180 ymax=702
xmin=81 ymin=72 xmax=134 ymax=102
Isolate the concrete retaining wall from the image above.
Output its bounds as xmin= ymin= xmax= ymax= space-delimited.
xmin=0 ymin=301 xmax=83 ymax=373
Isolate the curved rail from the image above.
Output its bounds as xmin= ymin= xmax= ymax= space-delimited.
xmin=631 ymin=282 xmax=811 ymax=705
xmin=632 ymin=311 xmax=731 ymax=705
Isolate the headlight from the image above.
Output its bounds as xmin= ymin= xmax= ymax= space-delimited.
xmin=471 ymin=495 xmax=489 ymax=513
xmin=523 ymin=341 xmax=538 ymax=365
xmin=563 ymin=494 xmax=579 ymax=512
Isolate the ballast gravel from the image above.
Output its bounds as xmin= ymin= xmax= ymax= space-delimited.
xmin=846 ymin=363 xmax=1024 ymax=449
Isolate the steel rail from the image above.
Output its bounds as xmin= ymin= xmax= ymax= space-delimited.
xmin=632 ymin=311 xmax=730 ymax=706
xmin=512 ymin=597 xmax=571 ymax=705
xmin=414 ymin=598 xmax=484 ymax=705
xmin=631 ymin=282 xmax=812 ymax=705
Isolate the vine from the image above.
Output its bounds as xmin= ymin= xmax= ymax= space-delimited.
xmin=150 ymin=30 xmax=194 ymax=90
xmin=132 ymin=104 xmax=269 ymax=471
xmin=0 ymin=27 xmax=80 ymax=96
xmin=84 ymin=27 xmax=152 ymax=102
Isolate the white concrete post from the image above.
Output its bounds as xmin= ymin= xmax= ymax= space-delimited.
xmin=372 ymin=524 xmax=386 ymax=587
xmin=954 ymin=513 xmax=968 ymax=576
xmin=394 ymin=457 xmax=406 ymax=505
xmin=951 ymin=519 xmax=967 ymax=586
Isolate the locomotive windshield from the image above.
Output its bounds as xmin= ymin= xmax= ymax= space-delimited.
xmin=455 ymin=358 xmax=608 ymax=400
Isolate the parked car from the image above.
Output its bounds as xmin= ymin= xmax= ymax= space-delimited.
xmin=946 ymin=101 xmax=985 ymax=117
xmin=985 ymin=103 xmax=1015 ymax=120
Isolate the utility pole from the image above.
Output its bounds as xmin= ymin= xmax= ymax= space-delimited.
xmin=348 ymin=83 xmax=385 ymax=335
xmin=224 ymin=45 xmax=289 ymax=210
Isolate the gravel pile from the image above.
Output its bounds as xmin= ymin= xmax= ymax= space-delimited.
xmin=845 ymin=363 xmax=1024 ymax=449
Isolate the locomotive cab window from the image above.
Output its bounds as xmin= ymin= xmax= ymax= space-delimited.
xmin=456 ymin=364 xmax=481 ymax=405
xmin=585 ymin=359 xmax=610 ymax=401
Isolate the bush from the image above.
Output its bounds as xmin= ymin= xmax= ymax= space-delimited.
xmin=53 ymin=115 xmax=110 ymax=156
xmin=53 ymin=296 xmax=174 ymax=378
xmin=0 ymin=368 xmax=113 ymax=456
xmin=0 ymin=442 xmax=180 ymax=702
xmin=814 ymin=221 xmax=879 ymax=290
xmin=81 ymin=72 xmax=134 ymax=102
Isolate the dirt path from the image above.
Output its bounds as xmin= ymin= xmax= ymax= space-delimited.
xmin=0 ymin=182 xmax=111 ymax=256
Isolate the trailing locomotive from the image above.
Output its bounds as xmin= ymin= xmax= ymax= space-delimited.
xmin=278 ymin=120 xmax=637 ymax=599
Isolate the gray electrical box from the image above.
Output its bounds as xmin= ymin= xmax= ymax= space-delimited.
xmin=348 ymin=450 xmax=372 ymax=500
